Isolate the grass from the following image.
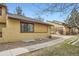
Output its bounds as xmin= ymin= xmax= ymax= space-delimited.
xmin=20 ymin=43 xmax=79 ymax=56
xmin=64 ymin=35 xmax=79 ymax=44
xmin=19 ymin=35 xmax=79 ymax=56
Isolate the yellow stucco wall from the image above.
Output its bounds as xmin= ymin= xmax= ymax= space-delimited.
xmin=34 ymin=23 xmax=48 ymax=32
xmin=0 ymin=7 xmax=6 ymax=23
xmin=2 ymin=18 xmax=51 ymax=43
xmin=0 ymin=23 xmax=6 ymax=32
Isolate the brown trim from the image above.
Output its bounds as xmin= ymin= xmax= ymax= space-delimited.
xmin=0 ymin=7 xmax=2 ymax=16
xmin=0 ymin=23 xmax=6 ymax=27
xmin=0 ymin=22 xmax=6 ymax=24
xmin=20 ymin=21 xmax=34 ymax=24
xmin=0 ymin=32 xmax=2 ymax=37
xmin=8 ymin=17 xmax=20 ymax=21
xmin=21 ymin=32 xmax=48 ymax=33
xmin=33 ymin=32 xmax=48 ymax=33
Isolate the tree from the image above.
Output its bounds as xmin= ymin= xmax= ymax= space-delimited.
xmin=33 ymin=4 xmax=79 ymax=15
xmin=66 ymin=8 xmax=79 ymax=28
xmin=16 ymin=6 xmax=23 ymax=15
xmin=34 ymin=16 xmax=44 ymax=22
xmin=33 ymin=3 xmax=79 ymax=27
xmin=65 ymin=8 xmax=79 ymax=34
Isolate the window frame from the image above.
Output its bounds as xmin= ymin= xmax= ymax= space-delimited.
xmin=20 ymin=22 xmax=34 ymax=33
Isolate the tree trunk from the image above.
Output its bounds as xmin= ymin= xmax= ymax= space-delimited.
xmin=77 ymin=28 xmax=79 ymax=34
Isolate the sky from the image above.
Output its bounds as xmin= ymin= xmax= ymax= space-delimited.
xmin=6 ymin=3 xmax=69 ymax=22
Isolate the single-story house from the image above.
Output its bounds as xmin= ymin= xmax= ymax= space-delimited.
xmin=0 ymin=4 xmax=51 ymax=43
xmin=63 ymin=23 xmax=79 ymax=35
xmin=47 ymin=21 xmax=66 ymax=35
xmin=47 ymin=20 xmax=79 ymax=35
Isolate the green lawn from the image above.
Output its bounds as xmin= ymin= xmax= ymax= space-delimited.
xmin=20 ymin=35 xmax=79 ymax=56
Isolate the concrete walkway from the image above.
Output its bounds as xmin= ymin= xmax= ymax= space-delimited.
xmin=0 ymin=35 xmax=73 ymax=56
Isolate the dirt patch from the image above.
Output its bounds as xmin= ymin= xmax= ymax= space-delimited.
xmin=0 ymin=37 xmax=61 ymax=51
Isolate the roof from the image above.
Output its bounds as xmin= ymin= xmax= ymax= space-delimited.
xmin=8 ymin=13 xmax=52 ymax=26
xmin=0 ymin=4 xmax=51 ymax=26
xmin=0 ymin=3 xmax=7 ymax=7
xmin=47 ymin=20 xmax=64 ymax=25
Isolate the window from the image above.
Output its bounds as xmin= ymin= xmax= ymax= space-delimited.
xmin=0 ymin=7 xmax=2 ymax=15
xmin=21 ymin=23 xmax=34 ymax=32
xmin=28 ymin=24 xmax=34 ymax=32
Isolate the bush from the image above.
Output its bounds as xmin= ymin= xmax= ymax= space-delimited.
xmin=48 ymin=35 xmax=52 ymax=39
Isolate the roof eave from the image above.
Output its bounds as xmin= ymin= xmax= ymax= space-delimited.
xmin=8 ymin=16 xmax=51 ymax=26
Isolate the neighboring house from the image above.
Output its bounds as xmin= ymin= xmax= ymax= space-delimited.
xmin=47 ymin=20 xmax=79 ymax=35
xmin=63 ymin=23 xmax=79 ymax=35
xmin=47 ymin=21 xmax=66 ymax=35
xmin=0 ymin=4 xmax=51 ymax=43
